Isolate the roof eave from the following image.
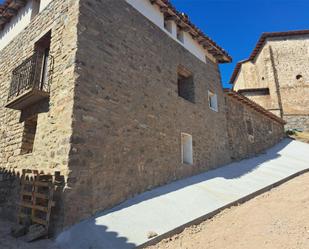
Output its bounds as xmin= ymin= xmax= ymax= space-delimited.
xmin=224 ymin=89 xmax=287 ymax=125
xmin=150 ymin=0 xmax=232 ymax=63
xmin=0 ymin=0 xmax=27 ymax=30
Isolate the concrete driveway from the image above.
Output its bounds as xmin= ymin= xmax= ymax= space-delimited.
xmin=56 ymin=138 xmax=309 ymax=249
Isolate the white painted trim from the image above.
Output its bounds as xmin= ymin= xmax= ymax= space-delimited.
xmin=181 ymin=133 xmax=193 ymax=165
xmin=0 ymin=0 xmax=53 ymax=51
xmin=208 ymin=90 xmax=218 ymax=112
xmin=39 ymin=0 xmax=53 ymax=12
xmin=125 ymin=0 xmax=217 ymax=64
xmin=0 ymin=1 xmax=33 ymax=51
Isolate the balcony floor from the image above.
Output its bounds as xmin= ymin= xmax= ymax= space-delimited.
xmin=5 ymin=89 xmax=49 ymax=110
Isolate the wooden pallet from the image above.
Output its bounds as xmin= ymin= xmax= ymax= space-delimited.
xmin=18 ymin=170 xmax=55 ymax=236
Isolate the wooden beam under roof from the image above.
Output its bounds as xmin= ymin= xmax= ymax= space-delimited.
xmin=0 ymin=16 xmax=8 ymax=24
xmin=9 ymin=0 xmax=27 ymax=8
xmin=4 ymin=7 xmax=17 ymax=17
xmin=164 ymin=14 xmax=178 ymax=21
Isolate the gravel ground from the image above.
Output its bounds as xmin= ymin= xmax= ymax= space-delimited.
xmin=146 ymin=172 xmax=309 ymax=249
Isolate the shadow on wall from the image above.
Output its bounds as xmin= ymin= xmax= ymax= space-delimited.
xmin=96 ymin=138 xmax=290 ymax=214
xmin=0 ymin=168 xmax=65 ymax=236
xmin=56 ymin=138 xmax=292 ymax=249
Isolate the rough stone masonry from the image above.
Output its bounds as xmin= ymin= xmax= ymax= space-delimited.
xmin=0 ymin=0 xmax=285 ymax=235
xmin=232 ymin=31 xmax=309 ymax=131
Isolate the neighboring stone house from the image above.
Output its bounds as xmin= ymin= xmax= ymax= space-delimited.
xmin=231 ymin=30 xmax=309 ymax=130
xmin=0 ymin=0 xmax=285 ymax=234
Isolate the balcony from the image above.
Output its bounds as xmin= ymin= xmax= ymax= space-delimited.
xmin=5 ymin=51 xmax=53 ymax=110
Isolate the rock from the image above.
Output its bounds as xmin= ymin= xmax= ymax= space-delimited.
xmin=147 ymin=231 xmax=158 ymax=239
xmin=10 ymin=224 xmax=28 ymax=238
xmin=26 ymin=224 xmax=47 ymax=242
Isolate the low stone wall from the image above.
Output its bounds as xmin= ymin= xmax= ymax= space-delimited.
xmin=284 ymin=115 xmax=309 ymax=131
xmin=226 ymin=93 xmax=285 ymax=160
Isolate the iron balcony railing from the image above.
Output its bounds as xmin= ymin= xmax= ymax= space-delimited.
xmin=7 ymin=51 xmax=54 ymax=102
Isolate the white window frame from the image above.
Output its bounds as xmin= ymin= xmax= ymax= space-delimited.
xmin=177 ymin=26 xmax=184 ymax=43
xmin=208 ymin=90 xmax=218 ymax=112
xmin=181 ymin=133 xmax=193 ymax=165
xmin=164 ymin=19 xmax=173 ymax=34
xmin=245 ymin=118 xmax=255 ymax=142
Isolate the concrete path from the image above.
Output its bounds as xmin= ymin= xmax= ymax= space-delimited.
xmin=56 ymin=139 xmax=309 ymax=249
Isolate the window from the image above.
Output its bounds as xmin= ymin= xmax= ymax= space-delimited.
xmin=267 ymin=120 xmax=273 ymax=134
xmin=177 ymin=26 xmax=184 ymax=43
xmin=164 ymin=18 xmax=173 ymax=34
xmin=296 ymin=74 xmax=303 ymax=80
xmin=34 ymin=31 xmax=51 ymax=89
xmin=31 ymin=0 xmax=41 ymax=19
xmin=246 ymin=119 xmax=254 ymax=136
xmin=208 ymin=91 xmax=218 ymax=112
xmin=205 ymin=56 xmax=208 ymax=64
xmin=177 ymin=66 xmax=195 ymax=103
xmin=20 ymin=116 xmax=38 ymax=155
xmin=181 ymin=133 xmax=193 ymax=165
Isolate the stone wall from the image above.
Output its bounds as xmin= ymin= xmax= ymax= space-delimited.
xmin=226 ymin=94 xmax=285 ymax=160
xmin=233 ymin=44 xmax=282 ymax=116
xmin=64 ymin=0 xmax=231 ymax=227
xmin=270 ymin=36 xmax=309 ymax=130
xmin=0 ymin=0 xmax=79 ymax=231
xmin=233 ymin=35 xmax=309 ymax=130
xmin=284 ymin=115 xmax=309 ymax=131
xmin=0 ymin=0 xmax=289 ymax=235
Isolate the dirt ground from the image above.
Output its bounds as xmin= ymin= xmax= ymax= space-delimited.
xmin=146 ymin=172 xmax=309 ymax=249
xmin=1 ymin=176 xmax=309 ymax=249
xmin=290 ymin=131 xmax=309 ymax=144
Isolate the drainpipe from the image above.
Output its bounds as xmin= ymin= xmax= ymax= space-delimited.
xmin=269 ymin=46 xmax=284 ymax=119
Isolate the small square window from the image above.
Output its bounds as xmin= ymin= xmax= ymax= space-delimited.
xmin=267 ymin=120 xmax=273 ymax=134
xmin=178 ymin=66 xmax=195 ymax=103
xmin=246 ymin=119 xmax=254 ymax=136
xmin=208 ymin=91 xmax=218 ymax=112
xmin=181 ymin=133 xmax=193 ymax=165
xmin=177 ymin=26 xmax=184 ymax=43
xmin=164 ymin=19 xmax=173 ymax=34
xmin=20 ymin=115 xmax=38 ymax=155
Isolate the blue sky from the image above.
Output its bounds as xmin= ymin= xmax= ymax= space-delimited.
xmin=1 ymin=0 xmax=308 ymax=87
xmin=171 ymin=0 xmax=309 ymax=88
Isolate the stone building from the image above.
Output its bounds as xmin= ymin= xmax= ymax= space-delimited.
xmin=230 ymin=30 xmax=309 ymax=130
xmin=0 ymin=0 xmax=285 ymax=234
